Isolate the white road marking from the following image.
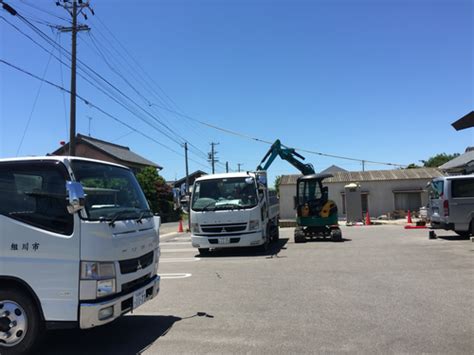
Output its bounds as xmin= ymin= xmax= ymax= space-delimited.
xmin=160 ymin=273 xmax=192 ymax=279
xmin=160 ymin=232 xmax=180 ymax=238
xmin=161 ymin=242 xmax=192 ymax=245
xmin=160 ymin=248 xmax=195 ymax=253
xmin=160 ymin=257 xmax=201 ymax=263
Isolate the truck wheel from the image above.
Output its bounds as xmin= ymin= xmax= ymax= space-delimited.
xmin=330 ymin=229 xmax=342 ymax=242
xmin=257 ymin=230 xmax=270 ymax=252
xmin=0 ymin=288 xmax=42 ymax=355
xmin=273 ymin=225 xmax=280 ymax=242
xmin=198 ymin=248 xmax=210 ymax=256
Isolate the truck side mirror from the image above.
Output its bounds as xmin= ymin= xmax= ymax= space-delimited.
xmin=66 ymin=181 xmax=85 ymax=214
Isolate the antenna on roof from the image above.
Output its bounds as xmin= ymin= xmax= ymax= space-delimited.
xmin=87 ymin=116 xmax=93 ymax=136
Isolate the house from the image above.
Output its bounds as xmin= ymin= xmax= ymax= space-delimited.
xmin=174 ymin=170 xmax=207 ymax=194
xmin=320 ymin=165 xmax=348 ymax=174
xmin=279 ymin=167 xmax=445 ymax=220
xmin=439 ymin=147 xmax=474 ymax=175
xmin=52 ymin=134 xmax=162 ymax=173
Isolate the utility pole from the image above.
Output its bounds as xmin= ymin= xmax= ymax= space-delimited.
xmin=208 ymin=142 xmax=219 ymax=174
xmin=184 ymin=142 xmax=189 ymax=195
xmin=226 ymin=161 xmax=229 ymax=173
xmin=57 ymin=0 xmax=93 ymax=156
xmin=237 ymin=163 xmax=243 ymax=172
xmin=362 ymin=160 xmax=365 ymax=172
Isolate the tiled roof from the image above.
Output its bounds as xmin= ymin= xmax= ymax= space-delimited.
xmin=280 ymin=168 xmax=444 ymax=185
xmin=53 ymin=134 xmax=161 ymax=169
xmin=320 ymin=165 xmax=348 ymax=174
xmin=439 ymin=150 xmax=474 ymax=171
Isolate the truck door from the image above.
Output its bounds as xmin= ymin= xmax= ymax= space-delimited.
xmin=0 ymin=161 xmax=80 ymax=321
xmin=450 ymin=177 xmax=474 ymax=231
xmin=429 ymin=179 xmax=444 ymax=223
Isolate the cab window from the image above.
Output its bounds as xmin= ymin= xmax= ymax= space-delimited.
xmin=0 ymin=162 xmax=73 ymax=235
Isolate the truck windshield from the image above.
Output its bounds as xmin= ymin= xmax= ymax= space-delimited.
xmin=71 ymin=161 xmax=150 ymax=221
xmin=192 ymin=177 xmax=258 ymax=211
xmin=430 ymin=180 xmax=444 ymax=199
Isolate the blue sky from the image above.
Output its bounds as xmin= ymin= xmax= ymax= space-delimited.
xmin=1 ymin=0 xmax=472 ymax=184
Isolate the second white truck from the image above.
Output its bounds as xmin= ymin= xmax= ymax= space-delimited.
xmin=190 ymin=171 xmax=279 ymax=254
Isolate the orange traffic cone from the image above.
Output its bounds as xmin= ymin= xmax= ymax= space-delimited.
xmin=365 ymin=210 xmax=372 ymax=225
xmin=407 ymin=210 xmax=412 ymax=224
xmin=178 ymin=218 xmax=184 ymax=233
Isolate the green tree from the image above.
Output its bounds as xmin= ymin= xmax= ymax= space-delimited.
xmin=274 ymin=175 xmax=282 ymax=196
xmin=136 ymin=166 xmax=179 ymax=222
xmin=421 ymin=153 xmax=460 ymax=168
xmin=405 ymin=163 xmax=421 ymax=169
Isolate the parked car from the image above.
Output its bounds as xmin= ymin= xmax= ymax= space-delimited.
xmin=429 ymin=175 xmax=474 ymax=237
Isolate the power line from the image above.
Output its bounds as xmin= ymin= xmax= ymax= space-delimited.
xmin=0 ymin=59 xmax=210 ymax=170
xmin=18 ymin=0 xmax=72 ymax=22
xmin=1 ymin=14 xmax=195 ymax=157
xmin=16 ymin=33 xmax=55 ymax=156
xmin=3 ymin=2 xmax=405 ymax=169
xmin=57 ymin=32 xmax=68 ymax=136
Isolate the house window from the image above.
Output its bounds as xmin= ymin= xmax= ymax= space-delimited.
xmin=393 ymin=192 xmax=422 ymax=211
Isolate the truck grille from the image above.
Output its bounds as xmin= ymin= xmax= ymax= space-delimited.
xmin=119 ymin=251 xmax=154 ymax=274
xmin=200 ymin=223 xmax=247 ymax=233
xmin=121 ymin=274 xmax=151 ymax=294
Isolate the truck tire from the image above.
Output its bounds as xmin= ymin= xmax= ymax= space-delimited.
xmin=273 ymin=224 xmax=280 ymax=242
xmin=198 ymin=248 xmax=210 ymax=256
xmin=257 ymin=229 xmax=270 ymax=252
xmin=0 ymin=288 xmax=42 ymax=355
xmin=330 ymin=229 xmax=342 ymax=242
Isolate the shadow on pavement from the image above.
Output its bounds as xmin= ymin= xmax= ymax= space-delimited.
xmin=303 ymin=237 xmax=352 ymax=243
xmin=437 ymin=234 xmax=471 ymax=241
xmin=37 ymin=312 xmax=213 ymax=355
xmin=197 ymin=238 xmax=289 ymax=258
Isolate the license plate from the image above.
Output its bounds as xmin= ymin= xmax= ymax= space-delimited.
xmin=133 ymin=288 xmax=146 ymax=310
xmin=218 ymin=237 xmax=230 ymax=244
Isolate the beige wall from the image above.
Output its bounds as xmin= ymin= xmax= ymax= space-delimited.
xmin=279 ymin=179 xmax=431 ymax=220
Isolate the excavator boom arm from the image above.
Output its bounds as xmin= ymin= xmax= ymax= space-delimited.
xmin=257 ymin=139 xmax=315 ymax=175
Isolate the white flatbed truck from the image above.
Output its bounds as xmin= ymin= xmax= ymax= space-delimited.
xmin=190 ymin=171 xmax=279 ymax=254
xmin=0 ymin=156 xmax=160 ymax=354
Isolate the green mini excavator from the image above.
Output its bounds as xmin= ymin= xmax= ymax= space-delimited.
xmin=257 ymin=139 xmax=342 ymax=242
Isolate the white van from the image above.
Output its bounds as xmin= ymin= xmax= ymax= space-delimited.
xmin=0 ymin=157 xmax=160 ymax=354
xmin=429 ymin=175 xmax=474 ymax=237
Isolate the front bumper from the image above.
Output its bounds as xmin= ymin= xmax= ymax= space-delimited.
xmin=191 ymin=230 xmax=264 ymax=249
xmin=79 ymin=274 xmax=160 ymax=329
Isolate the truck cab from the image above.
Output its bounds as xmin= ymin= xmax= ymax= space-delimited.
xmin=190 ymin=172 xmax=279 ymax=255
xmin=0 ymin=157 xmax=160 ymax=354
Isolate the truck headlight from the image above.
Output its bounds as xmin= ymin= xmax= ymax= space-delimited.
xmin=97 ymin=279 xmax=116 ymax=298
xmin=191 ymin=223 xmax=200 ymax=234
xmin=81 ymin=261 xmax=115 ymax=280
xmin=249 ymin=220 xmax=260 ymax=231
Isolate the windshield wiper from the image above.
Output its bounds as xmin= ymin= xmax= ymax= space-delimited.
xmin=108 ymin=209 xmax=139 ymax=227
xmin=215 ymin=203 xmax=243 ymax=210
xmin=136 ymin=209 xmax=153 ymax=223
xmin=201 ymin=201 xmax=216 ymax=211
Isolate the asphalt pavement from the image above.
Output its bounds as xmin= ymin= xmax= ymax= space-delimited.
xmin=38 ymin=226 xmax=473 ymax=354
